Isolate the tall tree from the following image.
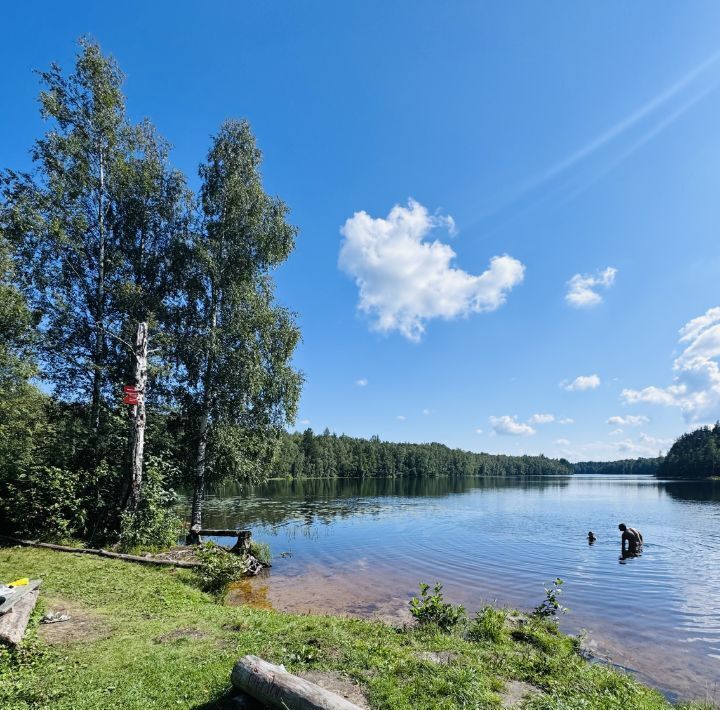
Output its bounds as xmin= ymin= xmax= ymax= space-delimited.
xmin=2 ymin=39 xmax=126 ymax=458
xmin=110 ymin=121 xmax=192 ymax=508
xmin=177 ymin=119 xmax=303 ymax=529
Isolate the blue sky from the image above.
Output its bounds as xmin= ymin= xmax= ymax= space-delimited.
xmin=3 ymin=2 xmax=720 ymax=461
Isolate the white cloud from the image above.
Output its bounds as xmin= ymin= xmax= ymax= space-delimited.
xmin=558 ymin=433 xmax=672 ymax=461
xmin=299 ymin=419 xmax=311 ymax=425
xmin=490 ymin=415 xmax=536 ymax=436
xmin=528 ymin=413 xmax=555 ymax=424
xmin=475 ymin=428 xmax=483 ymax=434
xmin=607 ymin=415 xmax=650 ymax=426
xmin=566 ymin=267 xmax=617 ymax=308
xmin=422 ymin=408 xmax=431 ymax=415
xmin=558 ymin=417 xmax=575 ymax=425
xmin=563 ymin=374 xmax=601 ymax=391
xmin=609 ymin=428 xmax=624 ymax=436
xmin=339 ymin=199 xmax=525 ymax=341
xmin=356 ymin=378 xmax=368 ymax=387
xmin=622 ymin=306 xmax=720 ymax=423
xmin=396 ymin=415 xmax=406 ymax=421
xmin=555 ymin=438 xmax=571 ymax=446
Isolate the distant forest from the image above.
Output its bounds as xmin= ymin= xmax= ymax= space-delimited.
xmin=272 ymin=429 xmax=574 ymax=478
xmin=573 ymin=458 xmax=663 ymax=476
xmin=658 ymin=423 xmax=720 ymax=479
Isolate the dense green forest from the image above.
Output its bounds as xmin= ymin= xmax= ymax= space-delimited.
xmin=657 ymin=423 xmax=720 ymax=479
xmin=272 ymin=429 xmax=574 ymax=478
xmin=573 ymin=457 xmax=663 ymax=476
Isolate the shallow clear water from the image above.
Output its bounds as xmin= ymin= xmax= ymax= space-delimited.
xmin=193 ymin=475 xmax=720 ymax=701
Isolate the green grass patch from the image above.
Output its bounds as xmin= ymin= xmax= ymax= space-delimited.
xmin=0 ymin=546 xmax=704 ymax=709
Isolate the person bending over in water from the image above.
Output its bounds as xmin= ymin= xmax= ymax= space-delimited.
xmin=618 ymin=523 xmax=643 ymax=554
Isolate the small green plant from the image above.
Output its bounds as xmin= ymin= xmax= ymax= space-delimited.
xmin=468 ymin=606 xmax=507 ymax=643
xmin=532 ymin=577 xmax=568 ymax=621
xmin=194 ymin=541 xmax=249 ymax=593
xmin=409 ymin=582 xmax=466 ymax=632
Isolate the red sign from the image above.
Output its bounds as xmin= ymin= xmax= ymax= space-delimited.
xmin=123 ymin=394 xmax=139 ymax=406
xmin=123 ymin=385 xmax=138 ymax=394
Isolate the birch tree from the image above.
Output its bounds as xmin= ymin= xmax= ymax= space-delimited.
xmin=177 ymin=119 xmax=302 ymax=529
xmin=1 ymin=39 xmax=126 ymax=462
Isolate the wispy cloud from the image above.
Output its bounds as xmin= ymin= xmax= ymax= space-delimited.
xmin=519 ymin=51 xmax=720 ymax=194
xmin=356 ymin=378 xmax=368 ymax=387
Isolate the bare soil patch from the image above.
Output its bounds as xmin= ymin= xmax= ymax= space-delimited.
xmin=38 ymin=597 xmax=111 ymax=645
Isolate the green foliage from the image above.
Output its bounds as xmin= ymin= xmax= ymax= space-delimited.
xmin=249 ymin=540 xmax=271 ymax=566
xmin=1 ymin=465 xmax=85 ymax=540
xmin=118 ymin=457 xmax=182 ymax=551
xmin=273 ymin=428 xmax=575 ymax=479
xmin=532 ymin=578 xmax=568 ymax=621
xmin=468 ymin=606 xmax=508 ymax=643
xmin=409 ymin=582 xmax=466 ymax=632
xmin=658 ymin=423 xmax=720 ymax=479
xmin=194 ymin=541 xmax=248 ymax=593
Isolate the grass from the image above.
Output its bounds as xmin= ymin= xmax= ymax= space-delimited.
xmin=0 ymin=545 xmax=711 ymax=710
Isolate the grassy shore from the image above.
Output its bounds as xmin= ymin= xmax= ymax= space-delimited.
xmin=0 ymin=546 xmax=709 ymax=710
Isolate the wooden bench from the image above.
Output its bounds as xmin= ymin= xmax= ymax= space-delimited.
xmin=186 ymin=527 xmax=251 ymax=553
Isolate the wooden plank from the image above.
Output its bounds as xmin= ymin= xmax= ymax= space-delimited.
xmin=231 ymin=655 xmax=363 ymax=710
xmin=0 ymin=579 xmax=41 ymax=615
xmin=0 ymin=589 xmax=39 ymax=647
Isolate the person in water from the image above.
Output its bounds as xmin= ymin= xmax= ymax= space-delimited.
xmin=618 ymin=523 xmax=643 ymax=554
xmin=587 ymin=531 xmax=596 ymax=544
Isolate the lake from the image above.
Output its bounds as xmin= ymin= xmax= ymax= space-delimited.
xmin=195 ymin=475 xmax=720 ymax=702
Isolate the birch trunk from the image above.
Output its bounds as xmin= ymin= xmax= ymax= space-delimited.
xmin=127 ymin=321 xmax=148 ymax=510
xmin=90 ymin=148 xmax=106 ymax=439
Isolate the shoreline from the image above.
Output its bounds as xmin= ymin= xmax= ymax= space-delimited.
xmin=1 ymin=544 xmax=713 ymax=709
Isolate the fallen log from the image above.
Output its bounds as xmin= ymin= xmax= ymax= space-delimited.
xmin=0 ymin=535 xmax=202 ymax=568
xmin=231 ymin=655 xmax=363 ymax=710
xmin=0 ymin=589 xmax=39 ymax=647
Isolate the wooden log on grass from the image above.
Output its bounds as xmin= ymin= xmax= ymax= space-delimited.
xmin=231 ymin=655 xmax=363 ymax=710
xmin=0 ymin=589 xmax=39 ymax=647
xmin=0 ymin=535 xmax=202 ymax=568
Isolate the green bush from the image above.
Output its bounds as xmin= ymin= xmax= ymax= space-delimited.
xmin=194 ymin=541 xmax=248 ymax=593
xmin=409 ymin=582 xmax=466 ymax=632
xmin=1 ymin=465 xmax=85 ymax=540
xmin=468 ymin=606 xmax=507 ymax=643
xmin=118 ymin=457 xmax=182 ymax=552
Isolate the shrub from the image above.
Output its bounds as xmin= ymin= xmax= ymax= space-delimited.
xmin=1 ymin=465 xmax=85 ymax=540
xmin=532 ymin=577 xmax=568 ymax=621
xmin=468 ymin=606 xmax=507 ymax=643
xmin=118 ymin=457 xmax=182 ymax=552
xmin=194 ymin=541 xmax=249 ymax=593
xmin=409 ymin=582 xmax=466 ymax=632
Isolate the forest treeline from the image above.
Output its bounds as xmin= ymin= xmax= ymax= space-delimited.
xmin=658 ymin=423 xmax=720 ymax=479
xmin=572 ymin=457 xmax=663 ymax=476
xmin=271 ymin=429 xmax=574 ymax=478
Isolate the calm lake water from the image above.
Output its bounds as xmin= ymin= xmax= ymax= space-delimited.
xmin=195 ymin=475 xmax=720 ymax=702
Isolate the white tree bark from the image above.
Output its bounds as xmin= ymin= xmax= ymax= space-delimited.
xmin=127 ymin=321 xmax=148 ymax=510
